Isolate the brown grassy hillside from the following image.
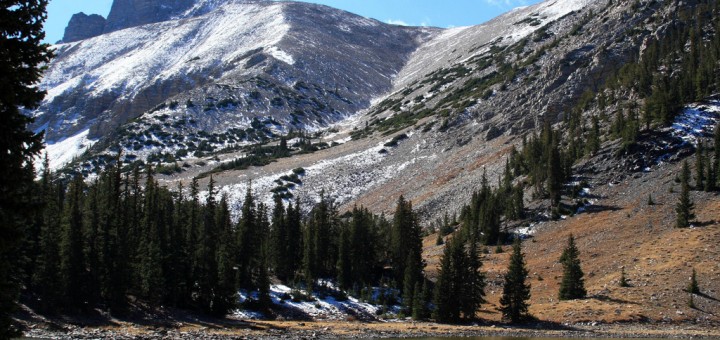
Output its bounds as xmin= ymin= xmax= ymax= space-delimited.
xmin=423 ymin=153 xmax=720 ymax=324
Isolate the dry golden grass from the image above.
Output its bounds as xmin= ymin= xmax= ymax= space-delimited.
xmin=423 ymin=160 xmax=720 ymax=324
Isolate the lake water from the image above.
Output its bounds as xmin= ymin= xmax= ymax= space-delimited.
xmin=377 ymin=338 xmax=666 ymax=340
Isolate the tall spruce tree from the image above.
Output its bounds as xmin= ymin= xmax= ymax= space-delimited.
xmin=0 ymin=0 xmax=53 ymax=335
xmin=558 ymin=234 xmax=586 ymax=300
xmin=499 ymin=237 xmax=532 ymax=323
xmin=32 ymin=159 xmax=63 ymax=310
xmin=391 ymin=196 xmax=423 ymax=292
xmin=433 ymin=236 xmax=485 ymax=323
xmin=696 ymin=142 xmax=705 ymax=189
xmin=59 ymin=175 xmax=87 ymax=310
xmin=237 ymin=184 xmax=258 ymax=289
xmin=213 ymin=195 xmax=237 ymax=316
xmin=676 ymin=160 xmax=695 ymax=228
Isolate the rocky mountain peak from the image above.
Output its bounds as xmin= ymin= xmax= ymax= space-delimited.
xmin=61 ymin=0 xmax=268 ymax=43
xmin=103 ymin=0 xmax=196 ymax=33
xmin=61 ymin=12 xmax=106 ymax=43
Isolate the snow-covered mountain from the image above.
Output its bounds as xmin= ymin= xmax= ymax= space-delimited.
xmin=36 ymin=0 xmax=672 ymax=223
xmin=34 ymin=0 xmax=436 ymax=168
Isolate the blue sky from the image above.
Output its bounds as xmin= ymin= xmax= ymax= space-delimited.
xmin=43 ymin=0 xmax=540 ymax=44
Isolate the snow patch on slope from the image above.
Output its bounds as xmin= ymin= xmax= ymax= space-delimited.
xmin=670 ymin=100 xmax=720 ymax=146
xmin=40 ymin=129 xmax=97 ymax=170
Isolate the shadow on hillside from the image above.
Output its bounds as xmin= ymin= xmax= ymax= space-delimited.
xmin=698 ymin=292 xmax=720 ymax=303
xmin=694 ymin=220 xmax=718 ymax=228
xmin=591 ymin=294 xmax=639 ymax=305
xmin=581 ymin=204 xmax=621 ymax=214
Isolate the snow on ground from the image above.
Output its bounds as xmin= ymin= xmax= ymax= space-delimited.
xmin=39 ymin=129 xmax=97 ymax=170
xmin=670 ymin=100 xmax=720 ymax=146
xmin=234 ymin=283 xmax=381 ymax=321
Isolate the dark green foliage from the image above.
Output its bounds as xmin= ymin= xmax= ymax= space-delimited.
xmin=499 ymin=238 xmax=532 ymax=323
xmin=696 ymin=142 xmax=705 ymax=189
xmin=647 ymin=194 xmax=655 ymax=206
xmin=676 ymin=160 xmax=695 ymax=228
xmin=391 ymin=196 xmax=424 ymax=294
xmin=619 ymin=267 xmax=630 ymax=287
xmin=0 ymin=0 xmax=53 ymax=335
xmin=433 ymin=236 xmax=486 ymax=323
xmin=412 ymin=280 xmax=431 ymax=320
xmin=60 ymin=175 xmax=88 ymax=310
xmin=558 ymin=234 xmax=586 ymax=300
xmin=687 ymin=268 xmax=700 ymax=294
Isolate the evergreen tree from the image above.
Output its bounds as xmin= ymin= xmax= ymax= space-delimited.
xmin=0 ymin=0 xmax=53 ymax=335
xmin=138 ymin=166 xmax=165 ymax=303
xmin=237 ymin=184 xmax=258 ymax=289
xmin=558 ymin=234 xmax=586 ymax=300
xmin=676 ymin=160 xmax=695 ymax=228
xmin=433 ymin=236 xmax=485 ymax=323
xmin=411 ymin=281 xmax=429 ymax=320
xmin=619 ymin=267 xmax=629 ymax=287
xmin=547 ymin=143 xmax=563 ymax=208
xmin=59 ymin=175 xmax=87 ymax=310
xmin=499 ymin=237 xmax=532 ymax=323
xmin=285 ymin=198 xmax=303 ymax=281
xmin=687 ymin=268 xmax=700 ymax=294
xmin=696 ymin=142 xmax=705 ymax=189
xmin=391 ymin=196 xmax=423 ymax=292
xmin=714 ymin=123 xmax=720 ymax=189
xmin=213 ymin=195 xmax=237 ymax=316
xmin=336 ymin=220 xmax=352 ymax=289
xmin=32 ymin=160 xmax=63 ymax=310
xmin=256 ymin=203 xmax=272 ymax=311
xmin=195 ymin=177 xmax=219 ymax=311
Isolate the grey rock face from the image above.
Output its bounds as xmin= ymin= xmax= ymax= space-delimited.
xmin=104 ymin=0 xmax=195 ymax=33
xmin=61 ymin=13 xmax=106 ymax=43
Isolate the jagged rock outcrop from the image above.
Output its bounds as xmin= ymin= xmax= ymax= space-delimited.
xmin=61 ymin=13 xmax=106 ymax=43
xmin=104 ymin=0 xmax=196 ymax=33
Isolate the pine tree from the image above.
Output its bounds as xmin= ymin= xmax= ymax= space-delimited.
xmin=411 ymin=281 xmax=427 ymax=320
xmin=499 ymin=237 xmax=532 ymax=323
xmin=32 ymin=160 xmax=63 ymax=310
xmin=714 ymin=123 xmax=720 ymax=189
xmin=433 ymin=236 xmax=485 ymax=323
xmin=676 ymin=160 xmax=695 ymax=228
xmin=687 ymin=268 xmax=700 ymax=294
xmin=391 ymin=196 xmax=423 ymax=293
xmin=59 ymin=175 xmax=87 ymax=310
xmin=271 ymin=195 xmax=291 ymax=281
xmin=547 ymin=143 xmax=563 ymax=208
xmin=436 ymin=232 xmax=444 ymax=245
xmin=237 ymin=184 xmax=258 ymax=289
xmin=213 ymin=195 xmax=237 ymax=316
xmin=696 ymin=142 xmax=705 ymax=189
xmin=558 ymin=234 xmax=586 ymax=300
xmin=619 ymin=267 xmax=629 ymax=287
xmin=0 ymin=0 xmax=53 ymax=335
xmin=196 ymin=177 xmax=219 ymax=311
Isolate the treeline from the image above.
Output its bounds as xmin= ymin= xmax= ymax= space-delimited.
xmin=21 ymin=156 xmax=427 ymax=317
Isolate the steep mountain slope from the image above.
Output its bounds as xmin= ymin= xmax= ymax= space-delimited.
xmin=167 ymin=0 xmax=628 ymax=221
xmin=35 ymin=0 xmax=436 ymax=169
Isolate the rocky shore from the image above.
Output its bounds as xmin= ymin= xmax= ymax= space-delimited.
xmin=21 ymin=320 xmax=720 ymax=339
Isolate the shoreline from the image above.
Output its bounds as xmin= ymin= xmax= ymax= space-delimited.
xmin=20 ymin=320 xmax=720 ymax=339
